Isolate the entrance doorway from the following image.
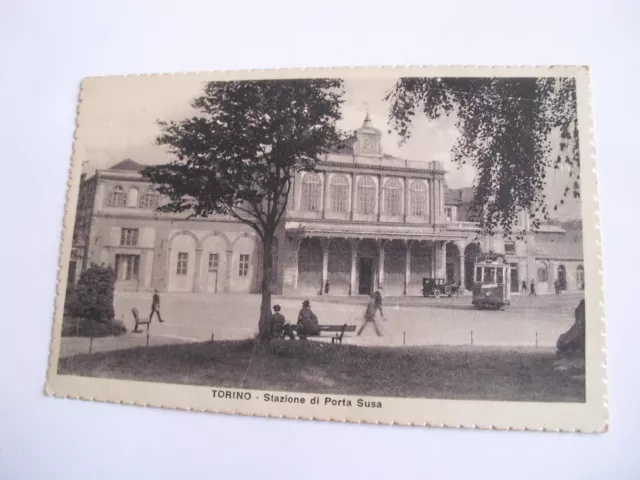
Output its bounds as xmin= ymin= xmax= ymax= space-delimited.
xmin=557 ymin=265 xmax=567 ymax=290
xmin=510 ymin=263 xmax=519 ymax=293
xmin=358 ymin=257 xmax=374 ymax=295
xmin=205 ymin=270 xmax=218 ymax=293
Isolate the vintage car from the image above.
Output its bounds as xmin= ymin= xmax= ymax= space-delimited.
xmin=421 ymin=278 xmax=463 ymax=298
xmin=471 ymin=253 xmax=511 ymax=310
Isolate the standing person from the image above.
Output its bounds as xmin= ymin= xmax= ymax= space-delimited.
xmin=530 ymin=279 xmax=537 ymax=297
xmin=554 ymin=278 xmax=561 ymax=295
xmin=297 ymin=300 xmax=321 ymax=339
xmin=357 ymin=290 xmax=386 ymax=337
xmin=149 ymin=289 xmax=164 ymax=323
xmin=521 ymin=280 xmax=527 ymax=294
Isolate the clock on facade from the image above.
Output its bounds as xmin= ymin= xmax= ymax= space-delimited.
xmin=362 ymin=137 xmax=373 ymax=152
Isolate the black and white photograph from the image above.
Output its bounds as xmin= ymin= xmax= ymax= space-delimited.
xmin=46 ymin=67 xmax=606 ymax=431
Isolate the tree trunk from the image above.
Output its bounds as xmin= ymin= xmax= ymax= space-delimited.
xmin=258 ymin=233 xmax=274 ymax=339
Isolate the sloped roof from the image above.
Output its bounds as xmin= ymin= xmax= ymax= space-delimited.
xmin=327 ymin=136 xmax=357 ymax=154
xmin=532 ymin=232 xmax=584 ymax=261
xmin=109 ymin=159 xmax=144 ymax=171
xmin=445 ymin=186 xmax=475 ymax=204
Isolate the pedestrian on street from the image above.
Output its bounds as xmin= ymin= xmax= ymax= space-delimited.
xmin=149 ymin=289 xmax=165 ymax=323
xmin=357 ymin=289 xmax=386 ymax=337
xmin=521 ymin=280 xmax=527 ymax=294
xmin=529 ymin=280 xmax=537 ymax=297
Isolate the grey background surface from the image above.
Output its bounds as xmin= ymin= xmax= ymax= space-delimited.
xmin=0 ymin=0 xmax=637 ymax=478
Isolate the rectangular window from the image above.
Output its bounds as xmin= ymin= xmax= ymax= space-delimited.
xmin=120 ymin=228 xmax=139 ymax=246
xmin=445 ymin=207 xmax=453 ymax=222
xmin=177 ymin=252 xmax=189 ymax=275
xmin=504 ymin=241 xmax=516 ymax=255
xmin=475 ymin=267 xmax=482 ymax=283
xmin=208 ymin=253 xmax=219 ymax=271
xmin=238 ymin=254 xmax=250 ymax=277
xmin=496 ymin=268 xmax=504 ymax=284
xmin=115 ymin=254 xmax=140 ymax=280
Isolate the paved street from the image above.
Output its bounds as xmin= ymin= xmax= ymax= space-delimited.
xmin=57 ymin=291 xmax=584 ymax=357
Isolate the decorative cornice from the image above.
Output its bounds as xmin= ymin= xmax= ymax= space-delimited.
xmin=317 ymin=161 xmax=446 ymax=177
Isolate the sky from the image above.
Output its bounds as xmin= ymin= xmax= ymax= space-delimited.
xmin=76 ymin=75 xmax=581 ymax=220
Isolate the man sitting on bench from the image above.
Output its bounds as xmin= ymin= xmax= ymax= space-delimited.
xmin=297 ymin=300 xmax=320 ymax=339
xmin=269 ymin=305 xmax=296 ymax=340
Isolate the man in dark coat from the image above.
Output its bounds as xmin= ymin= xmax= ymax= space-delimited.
xmin=149 ymin=289 xmax=164 ymax=323
xmin=269 ymin=305 xmax=295 ymax=340
xmin=297 ymin=300 xmax=320 ymax=338
xmin=357 ymin=290 xmax=386 ymax=337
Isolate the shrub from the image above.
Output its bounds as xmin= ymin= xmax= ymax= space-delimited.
xmin=62 ymin=316 xmax=127 ymax=337
xmin=64 ymin=263 xmax=116 ymax=322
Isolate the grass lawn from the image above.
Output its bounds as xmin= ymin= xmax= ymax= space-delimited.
xmin=58 ymin=340 xmax=585 ymax=402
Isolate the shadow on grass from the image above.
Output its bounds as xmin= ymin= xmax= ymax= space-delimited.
xmin=58 ymin=339 xmax=585 ymax=403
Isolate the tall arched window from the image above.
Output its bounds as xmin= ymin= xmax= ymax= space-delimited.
xmin=140 ymin=188 xmax=158 ymax=209
xmin=330 ymin=175 xmax=349 ymax=213
xmin=357 ymin=176 xmax=376 ymax=214
xmin=127 ymin=187 xmax=139 ymax=207
xmin=383 ymin=178 xmax=402 ymax=215
xmin=409 ymin=181 xmax=427 ymax=216
xmin=576 ymin=265 xmax=585 ymax=290
xmin=301 ymin=173 xmax=321 ymax=212
xmin=108 ymin=186 xmax=126 ymax=207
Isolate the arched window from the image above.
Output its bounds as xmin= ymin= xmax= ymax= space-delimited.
xmin=127 ymin=187 xmax=139 ymax=207
xmin=108 ymin=186 xmax=126 ymax=207
xmin=301 ymin=174 xmax=321 ymax=212
xmin=357 ymin=176 xmax=376 ymax=214
xmin=330 ymin=175 xmax=349 ymax=213
xmin=537 ymin=261 xmax=549 ymax=283
xmin=409 ymin=181 xmax=427 ymax=216
xmin=384 ymin=179 xmax=402 ymax=216
xmin=140 ymin=188 xmax=158 ymax=209
xmin=576 ymin=265 xmax=585 ymax=290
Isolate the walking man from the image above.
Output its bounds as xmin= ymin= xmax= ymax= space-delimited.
xmin=357 ymin=290 xmax=386 ymax=337
xmin=529 ymin=279 xmax=537 ymax=297
xmin=521 ymin=280 xmax=527 ymax=294
xmin=149 ymin=289 xmax=164 ymax=323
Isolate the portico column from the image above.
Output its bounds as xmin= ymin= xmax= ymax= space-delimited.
xmin=225 ymin=250 xmax=233 ymax=293
xmin=377 ymin=174 xmax=383 ymax=221
xmin=403 ymin=178 xmax=410 ymax=222
xmin=459 ymin=249 xmax=465 ymax=288
xmin=435 ymin=241 xmax=446 ymax=279
xmin=404 ymin=240 xmax=412 ymax=295
xmin=322 ymin=172 xmax=330 ymax=219
xmin=350 ymin=239 xmax=358 ymax=295
xmin=350 ymin=174 xmax=357 ymax=221
xmin=378 ymin=239 xmax=385 ymax=288
xmin=321 ymin=238 xmax=329 ymax=295
xmin=193 ymin=249 xmax=203 ymax=292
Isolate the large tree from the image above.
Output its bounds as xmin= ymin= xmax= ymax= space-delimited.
xmin=142 ymin=79 xmax=344 ymax=338
xmin=385 ymin=77 xmax=579 ymax=235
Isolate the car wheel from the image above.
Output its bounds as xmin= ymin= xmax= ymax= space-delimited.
xmin=434 ymin=289 xmax=441 ymax=298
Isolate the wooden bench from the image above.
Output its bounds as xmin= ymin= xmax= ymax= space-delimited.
xmin=131 ymin=307 xmax=150 ymax=333
xmin=294 ymin=324 xmax=356 ymax=344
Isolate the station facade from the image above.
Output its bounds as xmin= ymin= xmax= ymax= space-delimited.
xmin=69 ymin=115 xmax=585 ymax=296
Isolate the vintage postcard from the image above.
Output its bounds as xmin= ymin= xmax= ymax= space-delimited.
xmin=46 ymin=66 xmax=607 ymax=432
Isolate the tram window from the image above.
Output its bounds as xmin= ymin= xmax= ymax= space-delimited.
xmin=475 ymin=267 xmax=482 ymax=282
xmin=483 ymin=267 xmax=496 ymax=284
xmin=496 ymin=268 xmax=504 ymax=284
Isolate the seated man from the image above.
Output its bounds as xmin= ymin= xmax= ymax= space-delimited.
xmin=269 ymin=305 xmax=295 ymax=340
xmin=297 ymin=300 xmax=321 ymax=339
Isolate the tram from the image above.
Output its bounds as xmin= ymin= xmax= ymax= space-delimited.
xmin=471 ymin=253 xmax=511 ymax=310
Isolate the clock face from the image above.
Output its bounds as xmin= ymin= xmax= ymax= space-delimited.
xmin=363 ymin=138 xmax=373 ymax=151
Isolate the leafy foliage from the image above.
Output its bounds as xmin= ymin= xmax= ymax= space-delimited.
xmin=385 ymin=77 xmax=579 ymax=234
xmin=65 ymin=264 xmax=116 ymax=322
xmin=141 ymin=79 xmax=345 ymax=336
xmin=142 ymin=79 xmax=345 ymax=240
